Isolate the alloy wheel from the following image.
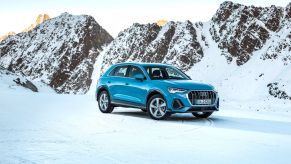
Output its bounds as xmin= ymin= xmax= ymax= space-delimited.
xmin=149 ymin=98 xmax=167 ymax=119
xmin=99 ymin=92 xmax=109 ymax=111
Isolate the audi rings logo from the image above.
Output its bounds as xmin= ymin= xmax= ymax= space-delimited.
xmin=200 ymin=92 xmax=208 ymax=97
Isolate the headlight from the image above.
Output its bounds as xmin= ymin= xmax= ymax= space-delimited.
xmin=168 ymin=88 xmax=188 ymax=94
xmin=213 ymin=88 xmax=218 ymax=93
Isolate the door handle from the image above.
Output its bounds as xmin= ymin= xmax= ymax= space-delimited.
xmin=125 ymin=83 xmax=129 ymax=85
xmin=107 ymin=81 xmax=111 ymax=83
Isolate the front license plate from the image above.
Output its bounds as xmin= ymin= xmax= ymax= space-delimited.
xmin=195 ymin=99 xmax=211 ymax=105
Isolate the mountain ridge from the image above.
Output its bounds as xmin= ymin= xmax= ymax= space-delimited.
xmin=98 ymin=1 xmax=291 ymax=101
xmin=0 ymin=12 xmax=113 ymax=94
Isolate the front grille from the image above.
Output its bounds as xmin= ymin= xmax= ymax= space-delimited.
xmin=188 ymin=91 xmax=216 ymax=105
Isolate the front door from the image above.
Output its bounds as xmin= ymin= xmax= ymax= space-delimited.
xmin=123 ymin=66 xmax=147 ymax=105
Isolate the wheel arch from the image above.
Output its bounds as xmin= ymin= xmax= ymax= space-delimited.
xmin=146 ymin=90 xmax=166 ymax=104
xmin=96 ymin=86 xmax=109 ymax=101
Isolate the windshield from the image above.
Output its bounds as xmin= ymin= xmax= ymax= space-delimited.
xmin=144 ymin=65 xmax=191 ymax=80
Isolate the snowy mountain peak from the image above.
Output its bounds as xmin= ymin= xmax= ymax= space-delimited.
xmin=0 ymin=32 xmax=16 ymax=42
xmin=35 ymin=14 xmax=50 ymax=25
xmin=22 ymin=13 xmax=50 ymax=32
xmin=0 ymin=13 xmax=50 ymax=42
xmin=156 ymin=20 xmax=168 ymax=26
xmin=0 ymin=13 xmax=113 ymax=94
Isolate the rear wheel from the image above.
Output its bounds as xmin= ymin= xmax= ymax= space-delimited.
xmin=192 ymin=112 xmax=213 ymax=118
xmin=98 ymin=91 xmax=114 ymax=113
xmin=147 ymin=94 xmax=170 ymax=120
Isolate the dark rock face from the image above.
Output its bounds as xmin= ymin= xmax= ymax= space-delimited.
xmin=267 ymin=83 xmax=291 ymax=100
xmin=261 ymin=3 xmax=291 ymax=65
xmin=101 ymin=21 xmax=205 ymax=73
xmin=0 ymin=13 xmax=113 ymax=94
xmin=13 ymin=78 xmax=38 ymax=92
xmin=210 ymin=1 xmax=287 ymax=65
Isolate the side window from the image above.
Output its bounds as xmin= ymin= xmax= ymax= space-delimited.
xmin=128 ymin=66 xmax=144 ymax=78
xmin=109 ymin=66 xmax=128 ymax=77
xmin=147 ymin=67 xmax=165 ymax=79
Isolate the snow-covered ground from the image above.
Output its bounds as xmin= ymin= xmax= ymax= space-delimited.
xmin=1 ymin=90 xmax=291 ymax=164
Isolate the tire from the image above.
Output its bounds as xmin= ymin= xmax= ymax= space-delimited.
xmin=147 ymin=94 xmax=170 ymax=120
xmin=98 ymin=90 xmax=114 ymax=113
xmin=192 ymin=112 xmax=213 ymax=118
xmin=141 ymin=108 xmax=147 ymax=112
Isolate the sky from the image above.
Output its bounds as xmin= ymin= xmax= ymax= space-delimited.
xmin=0 ymin=0 xmax=290 ymax=37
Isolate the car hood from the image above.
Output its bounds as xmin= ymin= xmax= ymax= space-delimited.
xmin=159 ymin=80 xmax=214 ymax=90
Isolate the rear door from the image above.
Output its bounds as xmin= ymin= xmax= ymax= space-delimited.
xmin=107 ymin=65 xmax=129 ymax=101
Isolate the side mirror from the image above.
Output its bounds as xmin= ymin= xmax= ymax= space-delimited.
xmin=134 ymin=74 xmax=145 ymax=81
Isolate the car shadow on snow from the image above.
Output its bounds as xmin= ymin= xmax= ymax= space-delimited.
xmin=112 ymin=111 xmax=150 ymax=119
xmin=112 ymin=110 xmax=205 ymax=122
xmin=210 ymin=116 xmax=291 ymax=136
xmin=113 ymin=111 xmax=291 ymax=135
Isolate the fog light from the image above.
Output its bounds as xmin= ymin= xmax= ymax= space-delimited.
xmin=173 ymin=99 xmax=184 ymax=109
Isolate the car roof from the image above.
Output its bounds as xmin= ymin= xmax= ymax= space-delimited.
xmin=113 ymin=62 xmax=172 ymax=67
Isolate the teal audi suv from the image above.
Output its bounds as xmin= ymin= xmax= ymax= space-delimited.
xmin=96 ymin=63 xmax=219 ymax=120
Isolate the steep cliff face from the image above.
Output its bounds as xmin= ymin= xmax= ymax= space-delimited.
xmin=101 ymin=20 xmax=205 ymax=73
xmin=261 ymin=3 xmax=291 ymax=65
xmin=0 ymin=13 xmax=113 ymax=94
xmin=210 ymin=1 xmax=290 ymax=65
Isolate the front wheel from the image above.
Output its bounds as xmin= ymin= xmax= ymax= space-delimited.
xmin=98 ymin=91 xmax=114 ymax=113
xmin=192 ymin=112 xmax=213 ymax=118
xmin=147 ymin=94 xmax=170 ymax=120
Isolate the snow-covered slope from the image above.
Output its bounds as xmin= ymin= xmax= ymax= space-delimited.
xmin=0 ymin=66 xmax=54 ymax=93
xmin=97 ymin=1 xmax=291 ymax=103
xmin=0 ymin=13 xmax=113 ymax=94
xmin=186 ymin=22 xmax=291 ymax=109
xmin=1 ymin=90 xmax=291 ymax=163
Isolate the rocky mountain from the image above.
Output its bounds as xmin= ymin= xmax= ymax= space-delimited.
xmin=210 ymin=1 xmax=291 ymax=65
xmin=101 ymin=21 xmax=205 ymax=73
xmin=0 ymin=31 xmax=16 ymax=42
xmin=0 ymin=12 xmax=113 ymax=94
xmin=0 ymin=14 xmax=50 ymax=42
xmin=99 ymin=1 xmax=290 ymax=101
xmin=156 ymin=20 xmax=168 ymax=26
xmin=22 ymin=14 xmax=50 ymax=32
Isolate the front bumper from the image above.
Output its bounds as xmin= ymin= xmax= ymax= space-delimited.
xmin=167 ymin=90 xmax=219 ymax=113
